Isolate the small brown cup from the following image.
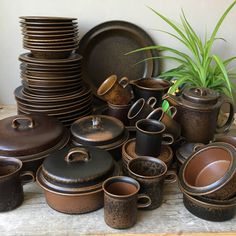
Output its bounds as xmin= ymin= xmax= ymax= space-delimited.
xmin=0 ymin=157 xmax=34 ymax=212
xmin=127 ymin=97 xmax=156 ymax=126
xmin=103 ymin=176 xmax=151 ymax=229
xmin=147 ymin=106 xmax=181 ymax=140
xmin=97 ymin=75 xmax=132 ymax=105
xmin=135 ymin=119 xmax=174 ymax=156
xmin=107 ymin=102 xmax=131 ymax=126
xmin=127 ymin=157 xmax=177 ymax=210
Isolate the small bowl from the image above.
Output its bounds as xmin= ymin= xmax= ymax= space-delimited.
xmin=179 ymin=142 xmax=236 ymax=200
xmin=182 ymin=191 xmax=236 ymax=222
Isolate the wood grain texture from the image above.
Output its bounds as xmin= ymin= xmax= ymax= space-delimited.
xmin=0 ymin=105 xmax=235 ymax=235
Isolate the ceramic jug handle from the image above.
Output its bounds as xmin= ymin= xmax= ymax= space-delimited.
xmin=137 ymin=194 xmax=152 ymax=209
xmin=162 ymin=133 xmax=174 ymax=145
xmin=20 ymin=171 xmax=35 ymax=185
xmin=119 ymin=77 xmax=129 ymax=88
xmin=167 ymin=106 xmax=177 ymax=118
xmin=147 ymin=97 xmax=157 ymax=108
xmin=216 ymin=100 xmax=234 ymax=133
xmin=164 ymin=171 xmax=177 ymax=184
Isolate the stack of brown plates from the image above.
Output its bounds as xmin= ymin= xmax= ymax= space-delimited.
xmin=20 ymin=16 xmax=78 ymax=59
xmin=15 ymin=16 xmax=93 ymax=127
xmin=15 ymin=85 xmax=93 ymax=127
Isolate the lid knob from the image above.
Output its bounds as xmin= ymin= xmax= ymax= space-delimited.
xmin=65 ymin=147 xmax=90 ymax=163
xmin=193 ymin=88 xmax=208 ymax=96
xmin=92 ymin=116 xmax=102 ymax=129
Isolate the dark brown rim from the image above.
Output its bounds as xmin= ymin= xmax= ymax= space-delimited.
xmin=131 ymin=78 xmax=171 ymax=91
xmin=97 ymin=75 xmax=117 ymax=96
xmin=136 ymin=119 xmax=166 ymax=135
xmin=127 ymin=156 xmax=167 ymax=179
xmin=0 ymin=157 xmax=22 ymax=179
xmin=102 ymin=176 xmax=140 ymax=198
xmin=179 ymin=142 xmax=236 ymax=196
xmin=127 ymin=98 xmax=145 ymax=119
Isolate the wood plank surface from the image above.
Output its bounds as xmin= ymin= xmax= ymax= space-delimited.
xmin=0 ymin=105 xmax=236 ymax=236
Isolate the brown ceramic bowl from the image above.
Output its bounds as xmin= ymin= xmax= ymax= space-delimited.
xmin=182 ymin=191 xmax=236 ymax=222
xmin=179 ymin=142 xmax=236 ymax=200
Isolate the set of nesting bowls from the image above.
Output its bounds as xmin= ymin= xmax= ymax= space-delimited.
xmin=178 ymin=142 xmax=236 ymax=221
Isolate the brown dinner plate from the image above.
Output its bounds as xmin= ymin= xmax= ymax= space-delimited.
xmin=23 ymin=36 xmax=79 ymax=43
xmin=19 ymin=53 xmax=82 ymax=64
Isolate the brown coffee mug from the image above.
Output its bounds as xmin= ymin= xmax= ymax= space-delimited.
xmin=147 ymin=106 xmax=181 ymax=140
xmin=107 ymin=102 xmax=131 ymax=126
xmin=135 ymin=119 xmax=174 ymax=156
xmin=127 ymin=156 xmax=177 ymax=210
xmin=127 ymin=97 xmax=156 ymax=126
xmin=103 ymin=176 xmax=151 ymax=229
xmin=0 ymin=157 xmax=34 ymax=212
xmin=97 ymin=75 xmax=132 ymax=105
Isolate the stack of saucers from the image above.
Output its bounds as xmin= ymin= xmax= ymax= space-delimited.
xmin=20 ymin=16 xmax=79 ymax=59
xmin=15 ymin=16 xmax=93 ymax=127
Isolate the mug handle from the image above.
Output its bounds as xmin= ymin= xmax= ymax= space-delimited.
xmin=162 ymin=133 xmax=174 ymax=145
xmin=164 ymin=171 xmax=177 ymax=184
xmin=147 ymin=97 xmax=157 ymax=108
xmin=137 ymin=194 xmax=152 ymax=209
xmin=167 ymin=106 xmax=177 ymax=118
xmin=216 ymin=100 xmax=234 ymax=133
xmin=20 ymin=171 xmax=35 ymax=185
xmin=119 ymin=77 xmax=129 ymax=88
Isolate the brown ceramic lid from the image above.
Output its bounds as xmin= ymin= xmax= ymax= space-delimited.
xmin=40 ymin=145 xmax=114 ymax=192
xmin=182 ymin=87 xmax=220 ymax=105
xmin=71 ymin=115 xmax=125 ymax=147
xmin=0 ymin=114 xmax=65 ymax=157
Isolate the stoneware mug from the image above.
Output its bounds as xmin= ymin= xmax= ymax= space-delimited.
xmin=127 ymin=97 xmax=157 ymax=126
xmin=107 ymin=102 xmax=131 ymax=126
xmin=127 ymin=156 xmax=177 ymax=210
xmin=97 ymin=74 xmax=132 ymax=105
xmin=0 ymin=157 xmax=34 ymax=212
xmin=147 ymin=106 xmax=181 ymax=140
xmin=135 ymin=119 xmax=174 ymax=156
xmin=103 ymin=176 xmax=151 ymax=229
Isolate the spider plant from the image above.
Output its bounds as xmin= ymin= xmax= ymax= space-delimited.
xmin=127 ymin=1 xmax=236 ymax=101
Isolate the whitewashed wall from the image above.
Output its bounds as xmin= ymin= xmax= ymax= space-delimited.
xmin=0 ymin=0 xmax=236 ymax=104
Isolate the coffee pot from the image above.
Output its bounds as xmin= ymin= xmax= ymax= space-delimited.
xmin=164 ymin=87 xmax=234 ymax=143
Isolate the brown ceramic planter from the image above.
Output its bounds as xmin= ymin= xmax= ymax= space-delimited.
xmin=179 ymin=142 xmax=236 ymax=200
xmin=182 ymin=191 xmax=236 ymax=222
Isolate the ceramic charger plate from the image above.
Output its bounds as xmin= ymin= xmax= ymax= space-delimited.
xmin=77 ymin=20 xmax=160 ymax=104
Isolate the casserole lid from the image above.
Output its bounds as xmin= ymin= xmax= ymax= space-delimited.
xmin=0 ymin=114 xmax=65 ymax=157
xmin=70 ymin=115 xmax=125 ymax=146
xmin=41 ymin=145 xmax=114 ymax=190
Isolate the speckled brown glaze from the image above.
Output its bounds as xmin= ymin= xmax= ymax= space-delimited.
xmin=127 ymin=157 xmax=177 ymax=210
xmin=0 ymin=158 xmax=34 ymax=212
xmin=183 ymin=192 xmax=236 ymax=222
xmin=103 ymin=176 xmax=151 ymax=229
xmin=30 ymin=49 xmax=73 ymax=59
